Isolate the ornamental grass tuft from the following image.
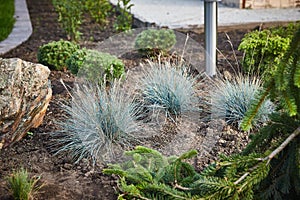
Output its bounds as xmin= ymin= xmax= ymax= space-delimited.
xmin=139 ymin=61 xmax=200 ymax=119
xmin=6 ymin=168 xmax=42 ymax=200
xmin=54 ymin=80 xmax=142 ymax=164
xmin=209 ymin=75 xmax=274 ymax=129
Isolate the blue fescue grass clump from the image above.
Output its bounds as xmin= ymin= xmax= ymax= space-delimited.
xmin=54 ymin=80 xmax=141 ymax=164
xmin=210 ymin=75 xmax=274 ymax=129
xmin=140 ymin=61 xmax=199 ymax=119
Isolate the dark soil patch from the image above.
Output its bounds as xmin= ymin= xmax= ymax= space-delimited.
xmin=0 ymin=0 xmax=264 ymax=199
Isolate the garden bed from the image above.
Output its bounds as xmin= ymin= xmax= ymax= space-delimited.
xmin=0 ymin=0 xmax=264 ymax=199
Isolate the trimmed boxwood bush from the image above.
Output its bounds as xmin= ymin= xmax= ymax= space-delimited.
xmin=66 ymin=48 xmax=125 ymax=83
xmin=37 ymin=40 xmax=80 ymax=71
xmin=134 ymin=29 xmax=176 ymax=56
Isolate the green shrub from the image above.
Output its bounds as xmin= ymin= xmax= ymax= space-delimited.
xmin=37 ymin=40 xmax=79 ymax=71
xmin=140 ymin=61 xmax=199 ymax=118
xmin=238 ymin=29 xmax=290 ymax=77
xmin=210 ymin=75 xmax=274 ymax=129
xmin=84 ymin=0 xmax=112 ymax=26
xmin=54 ymin=81 xmax=141 ymax=164
xmin=113 ymin=0 xmax=133 ymax=32
xmin=66 ymin=48 xmax=125 ymax=84
xmin=52 ymin=0 xmax=83 ymax=41
xmin=271 ymin=22 xmax=300 ymax=39
xmin=135 ymin=29 xmax=176 ymax=56
xmin=6 ymin=168 xmax=42 ymax=200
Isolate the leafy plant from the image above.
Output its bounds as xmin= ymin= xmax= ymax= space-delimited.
xmin=210 ymin=75 xmax=274 ymax=129
xmin=135 ymin=29 xmax=177 ymax=56
xmin=53 ymin=80 xmax=141 ymax=164
xmin=6 ymin=168 xmax=43 ymax=200
xmin=52 ymin=0 xmax=83 ymax=41
xmin=37 ymin=39 xmax=79 ymax=71
xmin=66 ymin=48 xmax=125 ymax=84
xmin=113 ymin=0 xmax=134 ymax=32
xmin=84 ymin=0 xmax=112 ymax=26
xmin=139 ymin=61 xmax=199 ymax=118
xmin=238 ymin=29 xmax=290 ymax=78
xmin=0 ymin=0 xmax=15 ymax=42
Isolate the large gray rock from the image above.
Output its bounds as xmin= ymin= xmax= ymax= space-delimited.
xmin=0 ymin=58 xmax=52 ymax=149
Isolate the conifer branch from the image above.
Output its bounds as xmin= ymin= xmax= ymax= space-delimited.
xmin=174 ymin=183 xmax=193 ymax=191
xmin=234 ymin=126 xmax=300 ymax=185
xmin=234 ymin=172 xmax=249 ymax=185
xmin=241 ymin=85 xmax=272 ymax=130
xmin=264 ymin=126 xmax=300 ymax=163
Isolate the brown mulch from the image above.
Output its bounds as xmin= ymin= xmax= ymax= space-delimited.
xmin=0 ymin=0 xmax=269 ymax=199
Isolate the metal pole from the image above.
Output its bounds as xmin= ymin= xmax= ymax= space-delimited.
xmin=204 ymin=0 xmax=220 ymax=77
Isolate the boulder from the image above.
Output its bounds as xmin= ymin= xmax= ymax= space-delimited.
xmin=0 ymin=58 xmax=52 ymax=149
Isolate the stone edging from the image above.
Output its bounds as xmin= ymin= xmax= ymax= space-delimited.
xmin=0 ymin=0 xmax=32 ymax=55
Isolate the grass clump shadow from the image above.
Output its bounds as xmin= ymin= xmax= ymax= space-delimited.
xmin=53 ymin=79 xmax=142 ymax=165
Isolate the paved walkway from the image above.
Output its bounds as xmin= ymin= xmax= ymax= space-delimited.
xmin=110 ymin=0 xmax=300 ymax=29
xmin=0 ymin=0 xmax=32 ymax=55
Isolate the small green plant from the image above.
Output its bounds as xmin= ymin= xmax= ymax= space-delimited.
xmin=66 ymin=48 xmax=125 ymax=84
xmin=54 ymin=80 xmax=141 ymax=164
xmin=103 ymin=146 xmax=200 ymax=200
xmin=140 ymin=61 xmax=199 ymax=118
xmin=52 ymin=0 xmax=83 ymax=41
xmin=210 ymin=75 xmax=274 ymax=129
xmin=135 ymin=29 xmax=177 ymax=56
xmin=6 ymin=168 xmax=42 ymax=200
xmin=37 ymin=40 xmax=79 ymax=71
xmin=84 ymin=0 xmax=112 ymax=26
xmin=113 ymin=0 xmax=134 ymax=32
xmin=238 ymin=29 xmax=290 ymax=78
xmin=0 ymin=0 xmax=15 ymax=42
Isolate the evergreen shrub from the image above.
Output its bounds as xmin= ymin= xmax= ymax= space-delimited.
xmin=66 ymin=48 xmax=125 ymax=84
xmin=37 ymin=40 xmax=79 ymax=71
xmin=134 ymin=29 xmax=176 ymax=56
xmin=238 ymin=29 xmax=290 ymax=78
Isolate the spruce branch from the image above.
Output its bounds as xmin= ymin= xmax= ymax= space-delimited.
xmin=241 ymin=85 xmax=272 ymax=131
xmin=234 ymin=126 xmax=300 ymax=185
xmin=264 ymin=126 xmax=300 ymax=163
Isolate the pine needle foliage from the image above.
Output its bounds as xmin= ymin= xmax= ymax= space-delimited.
xmin=104 ymin=146 xmax=274 ymax=200
xmin=239 ymin=26 xmax=300 ymax=199
xmin=53 ymin=80 xmax=142 ymax=164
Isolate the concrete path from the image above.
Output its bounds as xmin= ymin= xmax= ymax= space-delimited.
xmin=0 ymin=0 xmax=32 ymax=55
xmin=110 ymin=0 xmax=300 ymax=29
